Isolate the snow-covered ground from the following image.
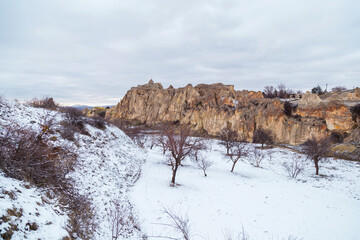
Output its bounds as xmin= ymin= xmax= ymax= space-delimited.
xmin=0 ymin=98 xmax=144 ymax=239
xmin=131 ymin=142 xmax=360 ymax=240
xmin=0 ymin=173 xmax=69 ymax=239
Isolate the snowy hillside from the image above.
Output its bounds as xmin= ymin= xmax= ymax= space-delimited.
xmin=0 ymin=98 xmax=144 ymax=239
xmin=131 ymin=141 xmax=360 ymax=240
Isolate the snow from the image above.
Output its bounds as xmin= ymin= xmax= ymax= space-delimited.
xmin=0 ymin=173 xmax=69 ymax=240
xmin=131 ymin=142 xmax=360 ymax=240
xmin=69 ymin=124 xmax=144 ymax=239
xmin=2 ymin=96 xmax=360 ymax=240
xmin=0 ymin=97 xmax=145 ymax=239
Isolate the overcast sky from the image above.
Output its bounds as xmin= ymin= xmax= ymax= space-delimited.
xmin=0 ymin=0 xmax=359 ymax=105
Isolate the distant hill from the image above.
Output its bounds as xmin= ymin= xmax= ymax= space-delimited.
xmin=71 ymin=104 xmax=115 ymax=110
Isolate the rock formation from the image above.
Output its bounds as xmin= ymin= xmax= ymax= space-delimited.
xmin=107 ymin=80 xmax=359 ymax=145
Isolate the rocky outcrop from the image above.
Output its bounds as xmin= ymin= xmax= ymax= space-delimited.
xmin=107 ymin=80 xmax=359 ymax=145
xmin=298 ymin=91 xmax=323 ymax=109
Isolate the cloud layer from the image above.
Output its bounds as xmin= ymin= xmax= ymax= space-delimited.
xmin=1 ymin=0 xmax=359 ymax=105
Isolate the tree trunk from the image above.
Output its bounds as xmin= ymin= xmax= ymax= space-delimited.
xmin=171 ymin=164 xmax=179 ymax=184
xmin=203 ymin=169 xmax=207 ymax=177
xmin=226 ymin=146 xmax=230 ymax=155
xmin=231 ymin=161 xmax=236 ymax=172
xmin=314 ymin=159 xmax=319 ymax=175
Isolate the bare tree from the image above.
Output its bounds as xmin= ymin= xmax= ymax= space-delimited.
xmin=192 ymin=150 xmax=213 ymax=177
xmin=165 ymin=125 xmax=204 ymax=185
xmin=302 ymin=136 xmax=331 ymax=175
xmin=252 ymin=128 xmax=274 ymax=148
xmin=226 ymin=141 xmax=249 ymax=172
xmin=219 ymin=126 xmax=238 ymax=155
xmin=283 ymin=154 xmax=305 ymax=178
xmin=248 ymin=147 xmax=265 ymax=168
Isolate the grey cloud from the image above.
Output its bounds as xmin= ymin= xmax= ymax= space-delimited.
xmin=0 ymin=0 xmax=359 ymax=105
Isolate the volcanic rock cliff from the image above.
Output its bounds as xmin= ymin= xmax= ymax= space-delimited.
xmin=107 ymin=80 xmax=360 ymax=146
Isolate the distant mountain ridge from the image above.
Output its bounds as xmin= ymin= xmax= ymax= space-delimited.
xmin=71 ymin=104 xmax=115 ymax=110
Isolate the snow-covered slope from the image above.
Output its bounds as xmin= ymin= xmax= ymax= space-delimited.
xmin=131 ymin=141 xmax=360 ymax=240
xmin=0 ymin=173 xmax=69 ymax=239
xmin=0 ymin=98 xmax=145 ymax=239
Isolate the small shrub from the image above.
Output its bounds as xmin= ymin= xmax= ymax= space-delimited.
xmin=283 ymin=154 xmax=305 ymax=178
xmin=60 ymin=107 xmax=90 ymax=140
xmin=248 ymin=147 xmax=265 ymax=167
xmin=332 ymin=86 xmax=347 ymax=92
xmin=311 ymin=85 xmax=324 ymax=95
xmin=28 ymin=97 xmax=58 ymax=110
xmin=109 ymin=198 xmax=138 ymax=239
xmin=89 ymin=116 xmax=106 ymax=130
xmin=64 ymin=191 xmax=97 ymax=240
xmin=192 ymin=147 xmax=213 ymax=177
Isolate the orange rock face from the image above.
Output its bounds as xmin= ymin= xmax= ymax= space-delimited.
xmin=107 ymin=81 xmax=359 ymax=145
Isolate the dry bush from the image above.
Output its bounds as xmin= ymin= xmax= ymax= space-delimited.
xmin=283 ymin=154 xmax=305 ymax=178
xmin=60 ymin=107 xmax=89 ymax=141
xmin=223 ymin=227 xmax=249 ymax=240
xmin=248 ymin=147 xmax=266 ymax=168
xmin=331 ymin=86 xmax=347 ymax=92
xmin=28 ymin=97 xmax=58 ymax=110
xmin=123 ymin=127 xmax=146 ymax=148
xmin=109 ymin=198 xmax=139 ymax=240
xmin=89 ymin=116 xmax=106 ymax=130
xmin=163 ymin=208 xmax=192 ymax=240
xmin=0 ymin=124 xmax=76 ymax=186
xmin=107 ymin=118 xmax=146 ymax=147
xmin=63 ymin=189 xmax=97 ymax=240
xmin=0 ymin=123 xmax=95 ymax=239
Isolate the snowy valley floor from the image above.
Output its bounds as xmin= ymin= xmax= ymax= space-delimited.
xmin=130 ymin=142 xmax=360 ymax=240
